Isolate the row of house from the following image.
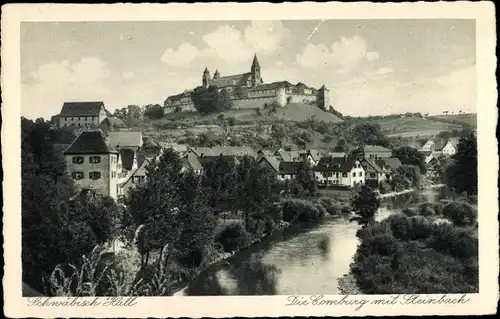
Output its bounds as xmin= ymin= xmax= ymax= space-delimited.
xmin=419 ymin=138 xmax=460 ymax=172
xmin=63 ymin=128 xmax=403 ymax=201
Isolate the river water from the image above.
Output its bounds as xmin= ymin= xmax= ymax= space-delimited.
xmin=175 ymin=190 xmax=437 ymax=296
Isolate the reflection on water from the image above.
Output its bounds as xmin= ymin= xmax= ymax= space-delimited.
xmin=178 ymin=192 xmax=428 ymax=296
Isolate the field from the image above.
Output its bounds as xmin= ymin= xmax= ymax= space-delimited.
xmin=359 ymin=116 xmax=463 ymax=138
xmin=432 ymin=113 xmax=477 ymax=127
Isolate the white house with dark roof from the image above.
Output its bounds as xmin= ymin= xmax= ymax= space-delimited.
xmin=58 ymin=101 xmax=107 ymax=128
xmin=313 ymin=155 xmax=365 ymax=187
xmin=63 ymin=130 xmax=121 ymax=199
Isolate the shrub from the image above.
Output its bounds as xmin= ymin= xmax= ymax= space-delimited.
xmin=442 ymin=202 xmax=477 ymax=226
xmin=417 ymin=202 xmax=437 ymax=217
xmin=215 ymin=223 xmax=252 ymax=253
xmin=319 ymin=198 xmax=342 ymax=216
xmin=402 ymin=208 xmax=417 ymax=217
xmin=378 ymin=180 xmax=392 ymax=194
xmin=281 ymin=198 xmax=325 ymax=223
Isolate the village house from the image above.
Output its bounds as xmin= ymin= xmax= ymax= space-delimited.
xmin=374 ymin=157 xmax=403 ymax=179
xmin=258 ymin=155 xmax=281 ymax=174
xmin=57 ymin=101 xmax=108 ymax=128
xmin=182 ymin=153 xmax=204 ymax=175
xmin=278 ymin=161 xmax=303 ymax=181
xmin=274 ymin=149 xmax=301 ymax=162
xmin=313 ymin=155 xmax=365 ymax=187
xmin=119 ymin=157 xmax=152 ymax=200
xmin=420 ymin=139 xmax=435 ymax=152
xmin=186 ymin=146 xmax=257 ymax=159
xmin=357 ymin=145 xmax=393 ymax=160
xmin=360 ymin=158 xmax=386 ymax=187
xmin=433 ymin=138 xmax=460 ymax=157
xmin=298 ymin=149 xmax=324 ymax=166
xmin=63 ymin=130 xmax=121 ymax=200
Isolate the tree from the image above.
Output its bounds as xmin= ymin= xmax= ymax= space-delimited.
xmin=144 ymin=104 xmax=164 ymax=119
xmin=350 ymin=186 xmax=381 ymax=227
xmin=191 ymin=86 xmax=233 ymax=114
xmin=393 ymin=146 xmax=427 ymax=174
xmin=334 ymin=138 xmax=348 ymax=152
xmin=234 ymin=156 xmax=280 ymax=231
xmin=296 ymin=161 xmax=317 ymax=196
xmin=202 ymin=155 xmax=238 ymax=214
xmin=125 ymin=149 xmax=185 ymax=270
xmin=395 ymin=164 xmax=421 ymax=187
xmin=352 ymin=123 xmax=390 ymax=147
xmin=444 ymin=133 xmax=477 ymax=196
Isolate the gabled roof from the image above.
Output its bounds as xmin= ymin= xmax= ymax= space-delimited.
xmin=108 ymin=131 xmax=143 ymax=148
xmin=210 ymin=72 xmax=252 ymax=88
xmin=63 ymin=130 xmax=117 ymax=155
xmin=119 ymin=149 xmax=136 ymax=171
xmin=183 ymin=154 xmax=203 ymax=171
xmin=189 ymin=146 xmax=257 ymax=158
xmin=313 ymin=155 xmax=359 ymax=172
xmin=159 ymin=143 xmax=188 ymax=153
xmin=59 ymin=102 xmax=105 ymax=117
xmin=360 ymin=158 xmax=383 ymax=173
xmin=252 ymin=54 xmax=260 ymax=68
xmin=276 ymin=150 xmax=301 ymax=162
xmin=301 ymin=149 xmax=324 ymax=161
xmin=258 ymin=155 xmax=280 ymax=172
xmin=279 ymin=161 xmax=303 ymax=175
xmin=137 ymin=148 xmax=162 ymax=167
xmin=362 ymin=145 xmax=392 ymax=153
xmin=198 ymin=155 xmax=240 ymax=168
xmin=327 ymin=152 xmax=346 ymax=158
xmin=379 ymin=157 xmax=403 ymax=171
xmin=121 ymin=157 xmax=152 ymax=187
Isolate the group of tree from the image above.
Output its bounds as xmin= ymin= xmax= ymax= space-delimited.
xmin=112 ymin=105 xmax=144 ymax=126
xmin=351 ymin=123 xmax=391 ymax=148
xmin=143 ymin=104 xmax=164 ymax=119
xmin=21 ymin=118 xmax=121 ymax=293
xmin=191 ymin=85 xmax=233 ymax=114
xmin=440 ymin=133 xmax=478 ymax=197
xmin=351 ymin=199 xmax=478 ymax=294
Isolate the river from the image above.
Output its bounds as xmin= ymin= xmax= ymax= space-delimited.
xmin=174 ymin=189 xmax=438 ymax=296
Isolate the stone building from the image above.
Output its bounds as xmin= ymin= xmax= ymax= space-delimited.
xmin=57 ymin=101 xmax=107 ymax=128
xmin=164 ymin=54 xmax=332 ymax=114
xmin=63 ymin=130 xmax=121 ymax=200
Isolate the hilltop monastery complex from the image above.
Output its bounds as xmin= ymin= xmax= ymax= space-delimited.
xmin=163 ymin=54 xmax=333 ymax=114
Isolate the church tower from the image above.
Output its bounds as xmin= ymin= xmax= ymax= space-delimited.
xmin=214 ymin=69 xmax=220 ymax=79
xmin=202 ymin=67 xmax=211 ymax=88
xmin=250 ymin=54 xmax=261 ymax=87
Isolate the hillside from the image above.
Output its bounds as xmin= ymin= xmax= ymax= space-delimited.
xmin=162 ymin=102 xmax=343 ymax=125
xmin=358 ymin=116 xmax=464 ymax=138
xmin=431 ymin=113 xmax=477 ymax=127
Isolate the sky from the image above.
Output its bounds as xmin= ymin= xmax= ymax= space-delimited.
xmin=21 ymin=19 xmax=476 ymax=120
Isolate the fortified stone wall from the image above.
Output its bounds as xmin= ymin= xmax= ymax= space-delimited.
xmin=232 ymin=96 xmax=278 ymax=109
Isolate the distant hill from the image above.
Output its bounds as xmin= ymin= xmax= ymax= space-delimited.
xmin=431 ymin=113 xmax=477 ymax=127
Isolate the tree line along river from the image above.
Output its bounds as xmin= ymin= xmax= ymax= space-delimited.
xmin=174 ymin=189 xmax=438 ymax=296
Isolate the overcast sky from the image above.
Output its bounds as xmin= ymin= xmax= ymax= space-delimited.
xmin=21 ymin=19 xmax=476 ymax=119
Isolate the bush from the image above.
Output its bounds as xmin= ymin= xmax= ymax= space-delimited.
xmin=215 ymin=223 xmax=252 ymax=253
xmin=442 ymin=202 xmax=477 ymax=226
xmin=281 ymin=198 xmax=325 ymax=223
xmin=402 ymin=208 xmax=417 ymax=217
xmin=319 ymin=198 xmax=342 ymax=216
xmin=417 ymin=202 xmax=437 ymax=217
xmin=378 ymin=180 xmax=392 ymax=194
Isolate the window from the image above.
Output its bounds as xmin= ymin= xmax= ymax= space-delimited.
xmin=72 ymin=171 xmax=84 ymax=180
xmin=281 ymin=174 xmax=285 ymax=178
xmin=111 ymin=171 xmax=116 ymax=178
xmin=370 ymin=172 xmax=376 ymax=178
xmin=89 ymin=156 xmax=101 ymax=164
xmin=352 ymin=172 xmax=356 ymax=177
xmin=72 ymin=156 xmax=84 ymax=164
xmin=360 ymin=172 xmax=363 ymax=177
xmin=336 ymin=172 xmax=339 ymax=177
xmin=342 ymin=173 xmax=348 ymax=178
xmin=89 ymin=171 xmax=101 ymax=180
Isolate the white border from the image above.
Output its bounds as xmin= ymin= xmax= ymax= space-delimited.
xmin=2 ymin=2 xmax=498 ymax=317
